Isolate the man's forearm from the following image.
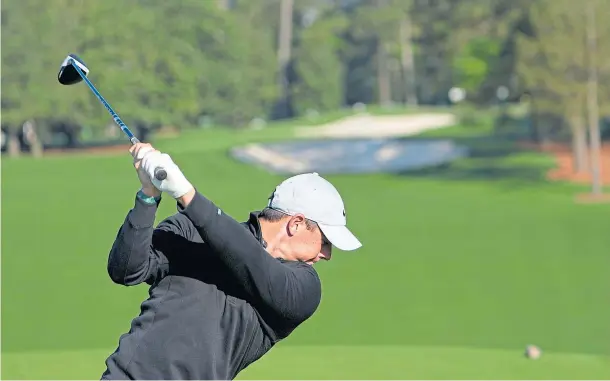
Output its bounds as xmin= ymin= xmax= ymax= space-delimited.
xmin=107 ymin=193 xmax=160 ymax=285
xmin=177 ymin=188 xmax=196 ymax=208
xmin=141 ymin=186 xmax=162 ymax=199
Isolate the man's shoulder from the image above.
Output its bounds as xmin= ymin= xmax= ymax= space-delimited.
xmin=278 ymin=259 xmax=322 ymax=284
xmin=157 ymin=212 xmax=191 ymax=229
xmin=278 ymin=258 xmax=316 ymax=269
xmin=155 ymin=212 xmax=200 ymax=241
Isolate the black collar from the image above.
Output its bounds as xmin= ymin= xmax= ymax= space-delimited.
xmin=244 ymin=211 xmax=296 ymax=264
xmin=242 ymin=211 xmax=267 ymax=248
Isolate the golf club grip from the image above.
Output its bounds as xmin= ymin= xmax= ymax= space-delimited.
xmin=130 ymin=138 xmax=167 ymax=181
xmin=154 ymin=167 xmax=168 ymax=181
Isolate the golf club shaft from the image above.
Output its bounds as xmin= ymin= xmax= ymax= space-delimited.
xmin=69 ymin=58 xmax=167 ymax=181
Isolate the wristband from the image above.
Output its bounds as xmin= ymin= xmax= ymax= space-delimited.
xmin=137 ymin=189 xmax=161 ymax=205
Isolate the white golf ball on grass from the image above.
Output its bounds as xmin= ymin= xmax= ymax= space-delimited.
xmin=524 ymin=344 xmax=542 ymax=359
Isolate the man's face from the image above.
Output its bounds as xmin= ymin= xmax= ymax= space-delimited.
xmin=281 ymin=214 xmax=332 ymax=265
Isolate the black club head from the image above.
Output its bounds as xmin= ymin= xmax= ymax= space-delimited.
xmin=58 ymin=54 xmax=89 ymax=85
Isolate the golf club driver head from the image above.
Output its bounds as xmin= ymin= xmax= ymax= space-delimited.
xmin=56 ymin=53 xmax=168 ymax=181
xmin=58 ymin=54 xmax=89 ymax=85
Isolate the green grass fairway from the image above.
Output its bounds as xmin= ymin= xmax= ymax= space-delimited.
xmin=2 ymin=345 xmax=609 ymax=379
xmin=2 ymin=123 xmax=610 ymax=379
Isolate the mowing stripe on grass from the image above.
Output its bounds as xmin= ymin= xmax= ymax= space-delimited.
xmin=2 ymin=345 xmax=609 ymax=380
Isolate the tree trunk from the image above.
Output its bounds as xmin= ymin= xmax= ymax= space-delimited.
xmin=375 ymin=0 xmax=391 ymax=107
xmin=7 ymin=129 xmax=20 ymax=157
xmin=586 ymin=0 xmax=603 ymax=194
xmin=399 ymin=15 xmax=418 ymax=106
xmin=23 ymin=119 xmax=44 ymax=157
xmin=377 ymin=41 xmax=392 ymax=107
xmin=276 ymin=0 xmax=294 ymax=119
xmin=570 ymin=114 xmax=589 ymax=173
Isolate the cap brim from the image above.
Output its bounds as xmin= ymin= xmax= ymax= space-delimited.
xmin=318 ymin=224 xmax=362 ymax=251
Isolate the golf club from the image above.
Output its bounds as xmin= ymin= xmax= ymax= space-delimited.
xmin=57 ymin=54 xmax=167 ymax=181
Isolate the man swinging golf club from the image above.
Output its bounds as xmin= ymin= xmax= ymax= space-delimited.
xmin=101 ymin=143 xmax=362 ymax=380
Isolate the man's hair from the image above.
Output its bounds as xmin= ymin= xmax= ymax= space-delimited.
xmin=259 ymin=207 xmax=318 ymax=231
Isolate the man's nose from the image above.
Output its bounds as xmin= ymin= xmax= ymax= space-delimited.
xmin=319 ymin=249 xmax=332 ymax=261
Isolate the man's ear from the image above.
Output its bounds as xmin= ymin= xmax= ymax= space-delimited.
xmin=286 ymin=214 xmax=306 ymax=236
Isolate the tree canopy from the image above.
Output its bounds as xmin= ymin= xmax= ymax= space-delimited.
xmin=2 ymin=0 xmax=609 ymax=151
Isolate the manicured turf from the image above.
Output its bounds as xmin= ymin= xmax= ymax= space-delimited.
xmin=3 ymin=345 xmax=609 ymax=379
xmin=2 ymin=122 xmax=610 ymax=379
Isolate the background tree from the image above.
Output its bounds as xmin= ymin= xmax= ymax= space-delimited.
xmin=2 ymin=0 xmax=609 ymax=156
xmin=515 ymin=0 xmax=610 ymax=193
xmin=291 ymin=1 xmax=349 ymax=115
xmin=516 ymin=0 xmax=589 ymax=165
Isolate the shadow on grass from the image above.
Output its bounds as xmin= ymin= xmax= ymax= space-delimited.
xmin=394 ymin=134 xmax=558 ymax=189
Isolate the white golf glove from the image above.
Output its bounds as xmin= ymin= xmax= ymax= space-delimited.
xmin=139 ymin=148 xmax=193 ymax=199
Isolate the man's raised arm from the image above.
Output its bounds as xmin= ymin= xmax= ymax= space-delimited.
xmin=178 ymin=189 xmax=321 ymax=332
xmin=108 ymin=143 xmax=191 ymax=286
xmin=137 ymin=145 xmax=322 ymax=334
xmin=107 ymin=192 xmax=193 ymax=286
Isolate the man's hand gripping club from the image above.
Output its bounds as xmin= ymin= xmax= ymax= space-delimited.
xmin=130 ymin=143 xmax=196 ymax=206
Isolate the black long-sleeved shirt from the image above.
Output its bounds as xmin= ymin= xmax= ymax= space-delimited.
xmin=101 ymin=190 xmax=322 ymax=380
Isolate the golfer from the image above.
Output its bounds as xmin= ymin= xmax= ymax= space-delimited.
xmin=101 ymin=143 xmax=362 ymax=380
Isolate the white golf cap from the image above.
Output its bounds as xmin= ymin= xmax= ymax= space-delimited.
xmin=267 ymin=172 xmax=362 ymax=251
